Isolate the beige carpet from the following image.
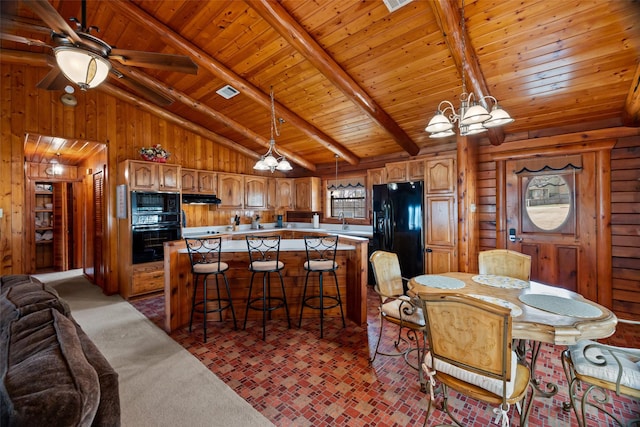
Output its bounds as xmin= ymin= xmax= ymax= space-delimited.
xmin=35 ymin=270 xmax=273 ymax=427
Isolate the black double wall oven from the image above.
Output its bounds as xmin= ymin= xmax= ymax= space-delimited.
xmin=131 ymin=192 xmax=181 ymax=264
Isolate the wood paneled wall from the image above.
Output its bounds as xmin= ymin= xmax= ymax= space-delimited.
xmin=0 ymin=63 xmax=259 ymax=293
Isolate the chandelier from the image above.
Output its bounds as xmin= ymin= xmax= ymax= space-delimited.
xmin=424 ymin=1 xmax=513 ymax=139
xmin=253 ymin=87 xmax=292 ymax=173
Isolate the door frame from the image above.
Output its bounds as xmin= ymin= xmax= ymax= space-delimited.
xmin=491 ymin=140 xmax=614 ymax=306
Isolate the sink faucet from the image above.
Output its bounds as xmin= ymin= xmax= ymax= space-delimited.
xmin=339 ymin=212 xmax=349 ymax=230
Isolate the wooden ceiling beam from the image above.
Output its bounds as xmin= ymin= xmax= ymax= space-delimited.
xmin=246 ymin=0 xmax=420 ymax=157
xmin=118 ymin=66 xmax=316 ymax=171
xmin=622 ymin=62 xmax=640 ymax=127
xmin=110 ymin=0 xmax=359 ymax=166
xmin=430 ymin=0 xmax=505 ymax=146
xmin=0 ymin=49 xmax=266 ymax=162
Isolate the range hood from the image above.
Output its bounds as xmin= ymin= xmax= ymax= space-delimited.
xmin=181 ymin=194 xmax=222 ymax=205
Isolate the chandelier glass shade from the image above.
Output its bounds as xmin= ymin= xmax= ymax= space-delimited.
xmin=425 ymin=94 xmax=514 ymax=139
xmin=254 ymin=87 xmax=292 ymax=173
xmin=54 ymin=46 xmax=111 ymax=90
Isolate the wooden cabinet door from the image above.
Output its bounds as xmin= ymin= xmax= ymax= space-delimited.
xmin=181 ymin=168 xmax=198 ymax=193
xmin=294 ymin=177 xmax=320 ymax=211
xmin=267 ymin=178 xmax=277 ymax=209
xmin=385 ymin=162 xmax=407 ymax=183
xmin=245 ymin=176 xmax=267 ymax=209
xmin=218 ymin=173 xmax=244 ymax=208
xmin=128 ymin=161 xmax=158 ymax=191
xmin=426 ymin=158 xmax=455 ymax=193
xmin=408 ymin=160 xmax=425 ymax=181
xmin=276 ymin=178 xmax=294 ymax=209
xmin=159 ymin=164 xmax=180 ymax=191
xmin=367 ymin=168 xmax=385 ymax=187
xmin=198 ymin=171 xmax=217 ymax=194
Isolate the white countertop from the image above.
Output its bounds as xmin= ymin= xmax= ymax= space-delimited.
xmin=179 ymin=238 xmax=356 ymax=253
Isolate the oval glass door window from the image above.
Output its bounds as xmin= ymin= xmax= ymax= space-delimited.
xmin=525 ymin=175 xmax=571 ymax=230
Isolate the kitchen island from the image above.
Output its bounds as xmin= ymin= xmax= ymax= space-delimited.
xmin=163 ymin=230 xmax=369 ymax=333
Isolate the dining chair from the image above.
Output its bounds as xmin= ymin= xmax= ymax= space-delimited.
xmin=298 ymin=235 xmax=345 ymax=338
xmin=184 ymin=237 xmax=237 ymax=343
xmin=369 ymin=250 xmax=428 ymax=389
xmin=561 ymin=318 xmax=640 ymax=427
xmin=419 ymin=292 xmax=535 ymax=427
xmin=478 ymin=249 xmax=531 ymax=281
xmin=244 ymin=235 xmax=290 ymax=340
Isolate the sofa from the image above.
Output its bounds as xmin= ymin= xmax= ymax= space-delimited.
xmin=0 ymin=275 xmax=120 ymax=426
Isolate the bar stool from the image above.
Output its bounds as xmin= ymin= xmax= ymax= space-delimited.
xmin=244 ymin=235 xmax=290 ymax=340
xmin=299 ymin=235 xmax=345 ymax=338
xmin=185 ymin=237 xmax=237 ymax=343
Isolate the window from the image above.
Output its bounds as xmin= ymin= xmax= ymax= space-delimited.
xmin=327 ymin=178 xmax=366 ymax=219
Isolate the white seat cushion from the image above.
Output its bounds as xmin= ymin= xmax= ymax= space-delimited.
xmin=381 ymin=296 xmax=425 ymax=326
xmin=424 ymin=350 xmax=518 ymax=397
xmin=250 ymin=260 xmax=284 ymax=271
xmin=569 ymin=340 xmax=640 ymax=390
xmin=304 ymin=260 xmax=337 ymax=271
xmin=193 ymin=261 xmax=229 ymax=274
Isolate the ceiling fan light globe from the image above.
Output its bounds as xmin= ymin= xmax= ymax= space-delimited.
xmin=54 ymin=47 xmax=110 ymax=89
xmin=460 ymin=103 xmax=491 ymax=125
xmin=425 ymin=113 xmax=453 ymax=133
xmin=276 ymin=158 xmax=292 ymax=171
xmin=483 ymin=105 xmax=515 ymax=128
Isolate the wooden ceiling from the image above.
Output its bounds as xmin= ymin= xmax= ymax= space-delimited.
xmin=2 ymin=0 xmax=640 ymax=171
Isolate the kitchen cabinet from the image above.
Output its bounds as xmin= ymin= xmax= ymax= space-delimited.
xmin=244 ymin=176 xmax=267 ymax=209
xmin=367 ymin=168 xmax=385 ymax=187
xmin=276 ymin=178 xmax=294 ymax=210
xmin=407 ymin=160 xmax=425 ymax=181
xmin=294 ymin=177 xmax=321 ymax=211
xmin=425 ymin=158 xmax=455 ymax=193
xmin=385 ymin=160 xmax=424 ymax=183
xmin=181 ymin=168 xmax=217 ymax=194
xmin=218 ymin=173 xmax=244 ymax=208
xmin=128 ymin=160 xmax=180 ymax=192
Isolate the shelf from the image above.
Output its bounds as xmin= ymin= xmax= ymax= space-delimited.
xmin=35 ymin=227 xmax=53 ymax=231
xmin=35 ymin=209 xmax=53 ymax=213
xmin=36 ymin=240 xmax=53 ymax=245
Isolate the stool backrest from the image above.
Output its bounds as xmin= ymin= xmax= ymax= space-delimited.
xmin=185 ymin=237 xmax=224 ymax=272
xmin=304 ymin=235 xmax=338 ymax=263
xmin=245 ymin=235 xmax=281 ymax=264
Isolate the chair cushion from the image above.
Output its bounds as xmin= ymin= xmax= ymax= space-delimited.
xmin=250 ymin=260 xmax=284 ymax=271
xmin=569 ymin=340 xmax=640 ymax=390
xmin=193 ymin=262 xmax=229 ymax=274
xmin=381 ymin=296 xmax=425 ymax=326
xmin=304 ymin=260 xmax=337 ymax=271
xmin=424 ymin=350 xmax=519 ymax=397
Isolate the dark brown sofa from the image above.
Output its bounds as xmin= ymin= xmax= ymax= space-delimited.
xmin=0 ymin=275 xmax=120 ymax=426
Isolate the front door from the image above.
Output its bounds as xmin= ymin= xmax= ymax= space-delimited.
xmin=504 ymin=153 xmax=599 ymax=299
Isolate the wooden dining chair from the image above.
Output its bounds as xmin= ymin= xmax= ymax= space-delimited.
xmin=478 ymin=249 xmax=531 ymax=281
xmin=561 ymin=319 xmax=640 ymax=427
xmin=419 ymin=292 xmax=535 ymax=427
xmin=369 ymin=250 xmax=428 ymax=389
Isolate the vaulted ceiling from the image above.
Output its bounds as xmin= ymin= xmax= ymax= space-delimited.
xmin=2 ymin=0 xmax=640 ymax=171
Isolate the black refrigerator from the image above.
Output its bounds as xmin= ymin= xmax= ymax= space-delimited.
xmin=372 ymin=182 xmax=424 ymax=282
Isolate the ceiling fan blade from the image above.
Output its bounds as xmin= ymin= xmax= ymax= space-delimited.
xmin=112 ymin=72 xmax=175 ymax=106
xmin=0 ymin=32 xmax=51 ymax=48
xmin=37 ymin=68 xmax=69 ymax=91
xmin=26 ymin=0 xmax=82 ymax=44
xmin=110 ymin=49 xmax=198 ymax=75
xmin=0 ymin=15 xmax=54 ymax=36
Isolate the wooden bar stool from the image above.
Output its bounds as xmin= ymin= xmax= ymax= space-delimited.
xmin=244 ymin=235 xmax=290 ymax=340
xmin=298 ymin=235 xmax=345 ymax=338
xmin=185 ymin=237 xmax=237 ymax=343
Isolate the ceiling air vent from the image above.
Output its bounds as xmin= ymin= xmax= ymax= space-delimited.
xmin=216 ymin=84 xmax=240 ymax=99
xmin=383 ymin=0 xmax=413 ymax=13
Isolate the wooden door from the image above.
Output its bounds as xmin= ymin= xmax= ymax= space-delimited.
xmin=505 ymin=154 xmax=598 ymax=296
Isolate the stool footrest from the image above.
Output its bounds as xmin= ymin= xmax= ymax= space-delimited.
xmin=192 ymin=300 xmax=233 ymax=314
xmin=247 ymin=297 xmax=287 ymax=312
xmin=301 ymin=295 xmax=341 ymax=310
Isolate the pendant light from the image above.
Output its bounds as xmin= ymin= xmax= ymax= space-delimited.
xmin=253 ymin=87 xmax=292 ymax=173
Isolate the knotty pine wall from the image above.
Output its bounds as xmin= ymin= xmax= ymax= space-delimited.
xmin=476 ymin=134 xmax=640 ymax=320
xmin=0 ymin=63 xmax=263 ymax=293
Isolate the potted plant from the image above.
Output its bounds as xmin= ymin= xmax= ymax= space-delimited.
xmin=139 ymin=144 xmax=170 ymax=163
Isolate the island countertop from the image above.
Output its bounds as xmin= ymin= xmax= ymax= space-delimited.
xmin=163 ymin=231 xmax=369 ymax=334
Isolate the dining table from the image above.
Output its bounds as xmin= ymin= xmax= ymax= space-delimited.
xmin=408 ymin=272 xmax=618 ymax=397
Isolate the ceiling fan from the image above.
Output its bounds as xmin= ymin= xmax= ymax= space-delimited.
xmin=1 ymin=0 xmax=198 ymax=106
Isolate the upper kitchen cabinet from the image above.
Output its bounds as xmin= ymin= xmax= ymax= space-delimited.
xmin=244 ymin=176 xmax=267 ymax=209
xmin=294 ymin=177 xmax=321 ymax=211
xmin=367 ymin=168 xmax=385 ymax=187
xmin=425 ymin=158 xmax=455 ymax=194
xmin=127 ymin=160 xmax=180 ymax=192
xmin=276 ymin=178 xmax=294 ymax=210
xmin=385 ymin=160 xmax=425 ymax=183
xmin=181 ymin=168 xmax=217 ymax=194
xmin=218 ymin=173 xmax=244 ymax=208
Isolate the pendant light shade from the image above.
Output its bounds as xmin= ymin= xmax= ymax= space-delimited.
xmin=54 ymin=47 xmax=111 ymax=90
